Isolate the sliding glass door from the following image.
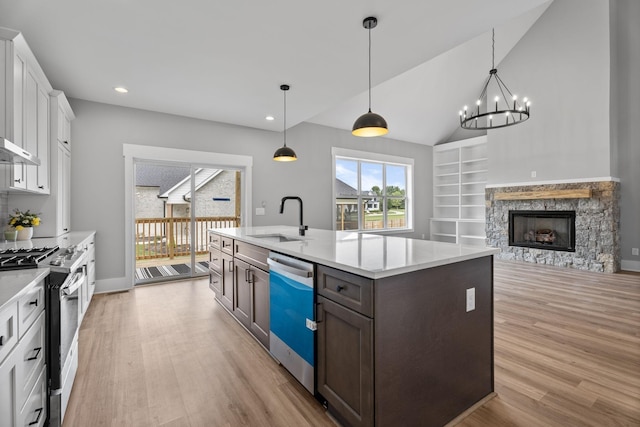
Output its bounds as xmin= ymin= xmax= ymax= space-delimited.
xmin=133 ymin=161 xmax=241 ymax=285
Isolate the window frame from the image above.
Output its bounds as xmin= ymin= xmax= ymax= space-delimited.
xmin=332 ymin=147 xmax=414 ymax=233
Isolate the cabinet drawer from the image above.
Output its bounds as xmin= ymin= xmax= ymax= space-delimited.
xmin=234 ymin=240 xmax=268 ymax=271
xmin=0 ymin=302 xmax=18 ymax=364
xmin=209 ymin=270 xmax=222 ymax=295
xmin=18 ymin=365 xmax=46 ymax=427
xmin=18 ymin=280 xmax=44 ymax=338
xmin=208 ymin=232 xmax=222 ymax=250
xmin=221 ymin=237 xmax=234 ymax=255
xmin=317 ymin=265 xmax=373 ymax=317
xmin=209 ymin=249 xmax=222 ymax=272
xmin=16 ymin=311 xmax=45 ymax=413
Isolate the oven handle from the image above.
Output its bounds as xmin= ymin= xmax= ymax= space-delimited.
xmin=61 ymin=266 xmax=87 ymax=296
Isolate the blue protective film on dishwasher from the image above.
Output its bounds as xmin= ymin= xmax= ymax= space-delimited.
xmin=269 ymin=270 xmax=315 ymax=366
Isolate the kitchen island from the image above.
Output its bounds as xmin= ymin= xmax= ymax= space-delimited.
xmin=209 ymin=226 xmax=499 ymax=427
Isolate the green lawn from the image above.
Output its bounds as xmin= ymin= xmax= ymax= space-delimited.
xmin=364 ymin=210 xmax=405 ymax=221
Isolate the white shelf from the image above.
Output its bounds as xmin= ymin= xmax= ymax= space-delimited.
xmin=432 ymin=136 xmax=487 ymax=245
xmin=461 ymin=158 xmax=488 ymax=164
xmin=432 ymin=233 xmax=457 ymax=238
xmin=460 ymin=234 xmax=486 ymax=240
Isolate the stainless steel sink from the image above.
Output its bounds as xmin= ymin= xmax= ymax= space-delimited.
xmin=248 ymin=234 xmax=304 ymax=243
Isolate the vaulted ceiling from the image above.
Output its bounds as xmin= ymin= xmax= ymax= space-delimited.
xmin=0 ymin=0 xmax=552 ymax=145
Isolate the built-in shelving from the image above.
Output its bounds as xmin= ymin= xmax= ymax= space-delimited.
xmin=431 ymin=136 xmax=487 ymax=246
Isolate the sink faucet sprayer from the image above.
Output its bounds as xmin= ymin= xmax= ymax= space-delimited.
xmin=279 ymin=196 xmax=308 ymax=236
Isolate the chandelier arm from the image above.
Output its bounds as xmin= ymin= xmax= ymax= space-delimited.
xmin=477 ymin=75 xmax=492 ymax=104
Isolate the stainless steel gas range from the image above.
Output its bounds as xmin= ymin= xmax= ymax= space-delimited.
xmin=0 ymin=243 xmax=89 ymax=427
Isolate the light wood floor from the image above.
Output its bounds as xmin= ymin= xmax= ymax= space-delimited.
xmin=63 ymin=261 xmax=640 ymax=427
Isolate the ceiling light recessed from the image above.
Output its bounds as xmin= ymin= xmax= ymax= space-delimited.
xmin=114 ymin=87 xmax=129 ymax=93
xmin=265 ymin=115 xmax=275 ymax=121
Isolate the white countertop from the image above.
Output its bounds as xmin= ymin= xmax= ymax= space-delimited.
xmin=0 ymin=268 xmax=49 ymax=308
xmin=0 ymin=231 xmax=96 ymax=308
xmin=211 ymin=226 xmax=499 ymax=279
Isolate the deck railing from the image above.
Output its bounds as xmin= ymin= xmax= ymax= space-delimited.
xmin=135 ymin=216 xmax=239 ymax=260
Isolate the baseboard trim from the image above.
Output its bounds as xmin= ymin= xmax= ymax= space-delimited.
xmin=445 ymin=392 xmax=497 ymax=426
xmin=95 ymin=276 xmax=132 ymax=294
xmin=621 ymin=259 xmax=640 ymax=272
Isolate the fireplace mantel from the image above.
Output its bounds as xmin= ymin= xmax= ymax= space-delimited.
xmin=494 ymin=189 xmax=592 ymax=200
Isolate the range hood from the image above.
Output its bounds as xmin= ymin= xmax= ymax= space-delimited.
xmin=0 ymin=138 xmax=41 ymax=166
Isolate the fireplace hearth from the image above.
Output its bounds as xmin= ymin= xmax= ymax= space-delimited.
xmin=509 ymin=210 xmax=575 ymax=252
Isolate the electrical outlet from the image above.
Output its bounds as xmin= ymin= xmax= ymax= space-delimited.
xmin=633 ymin=248 xmax=639 ymax=256
xmin=466 ymin=288 xmax=475 ymax=312
xmin=531 ymin=170 xmax=537 ymax=178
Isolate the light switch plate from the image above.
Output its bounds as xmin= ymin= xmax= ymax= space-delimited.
xmin=256 ymin=207 xmax=265 ymax=216
xmin=466 ymin=288 xmax=475 ymax=312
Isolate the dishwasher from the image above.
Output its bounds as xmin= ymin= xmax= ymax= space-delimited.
xmin=268 ymin=252 xmax=316 ymax=394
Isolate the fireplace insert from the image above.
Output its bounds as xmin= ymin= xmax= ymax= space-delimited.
xmin=509 ymin=210 xmax=576 ymax=252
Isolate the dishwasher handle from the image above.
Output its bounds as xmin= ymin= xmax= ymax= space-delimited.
xmin=267 ymin=257 xmax=313 ymax=278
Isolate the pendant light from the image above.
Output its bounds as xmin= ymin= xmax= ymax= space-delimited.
xmin=273 ymin=84 xmax=297 ymax=162
xmin=459 ymin=29 xmax=530 ymax=130
xmin=352 ymin=16 xmax=388 ymax=137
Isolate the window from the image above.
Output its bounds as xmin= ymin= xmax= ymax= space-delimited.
xmin=333 ymin=148 xmax=413 ymax=232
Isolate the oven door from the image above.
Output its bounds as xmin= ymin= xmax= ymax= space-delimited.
xmin=48 ymin=265 xmax=85 ymax=390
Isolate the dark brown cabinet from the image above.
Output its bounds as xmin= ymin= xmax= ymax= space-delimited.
xmin=233 ymin=258 xmax=252 ymax=329
xmin=208 ymin=232 xmax=270 ymax=350
xmin=316 ymin=295 xmax=373 ymax=427
xmin=219 ymin=251 xmax=235 ymax=313
xmin=235 ymin=258 xmax=270 ymax=348
xmin=316 ymin=258 xmax=494 ymax=427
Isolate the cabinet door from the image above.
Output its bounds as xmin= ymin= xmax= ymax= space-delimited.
xmin=25 ymin=69 xmax=38 ymax=191
xmin=0 ymin=351 xmax=18 ymax=427
xmin=12 ymin=49 xmax=26 ymax=189
xmin=317 ymin=296 xmax=373 ymax=427
xmin=233 ymin=259 xmax=251 ymax=329
xmin=36 ymin=86 xmax=49 ymax=193
xmin=56 ymin=143 xmax=71 ymax=235
xmin=249 ymin=267 xmax=269 ymax=349
xmin=218 ymin=252 xmax=234 ymax=312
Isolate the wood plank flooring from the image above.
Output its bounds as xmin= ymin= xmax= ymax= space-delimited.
xmin=63 ymin=261 xmax=640 ymax=427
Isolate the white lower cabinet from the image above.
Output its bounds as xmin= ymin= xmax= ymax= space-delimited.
xmin=0 ymin=279 xmax=46 ymax=427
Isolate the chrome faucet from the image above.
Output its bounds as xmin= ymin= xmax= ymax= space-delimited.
xmin=279 ymin=196 xmax=308 ymax=236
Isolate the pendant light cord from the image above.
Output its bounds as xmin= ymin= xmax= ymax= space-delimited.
xmin=368 ymin=24 xmax=372 ymax=112
xmin=492 ymin=28 xmax=495 ymax=70
xmin=283 ymin=89 xmax=287 ymax=147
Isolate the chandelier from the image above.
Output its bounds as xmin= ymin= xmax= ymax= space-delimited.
xmin=460 ymin=29 xmax=530 ymax=130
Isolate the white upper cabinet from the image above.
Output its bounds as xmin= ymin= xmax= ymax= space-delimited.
xmin=0 ymin=28 xmax=52 ymax=194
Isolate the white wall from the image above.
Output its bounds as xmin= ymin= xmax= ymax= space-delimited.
xmin=484 ymin=0 xmax=639 ymax=270
xmin=68 ymin=99 xmax=432 ymax=289
xmin=612 ymin=0 xmax=640 ymax=270
xmin=487 ymin=0 xmax=612 ymax=183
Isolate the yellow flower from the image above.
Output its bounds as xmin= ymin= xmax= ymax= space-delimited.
xmin=33 ymin=218 xmax=40 ymax=226
xmin=15 ymin=225 xmax=24 ymax=231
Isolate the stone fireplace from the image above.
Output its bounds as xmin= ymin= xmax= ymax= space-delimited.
xmin=486 ymin=181 xmax=620 ymax=273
